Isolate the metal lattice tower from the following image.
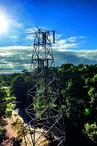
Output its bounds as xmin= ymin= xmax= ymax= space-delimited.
xmin=24 ymin=27 xmax=66 ymax=146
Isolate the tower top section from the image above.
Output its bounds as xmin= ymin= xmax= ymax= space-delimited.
xmin=28 ymin=26 xmax=56 ymax=45
xmin=29 ymin=26 xmax=56 ymax=71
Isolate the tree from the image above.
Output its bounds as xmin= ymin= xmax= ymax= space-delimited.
xmin=83 ymin=122 xmax=97 ymax=143
xmin=10 ymin=72 xmax=36 ymax=109
xmin=0 ymin=77 xmax=16 ymax=144
xmin=0 ymin=76 xmax=3 ymax=87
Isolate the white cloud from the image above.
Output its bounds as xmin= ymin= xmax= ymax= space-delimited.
xmin=0 ymin=45 xmax=97 ymax=74
xmin=73 ymin=50 xmax=97 ymax=61
xmin=56 ymin=34 xmax=62 ymax=40
xmin=11 ymin=35 xmax=18 ymax=39
xmin=0 ymin=46 xmax=32 ymax=50
xmin=52 ymin=35 xmax=86 ymax=52
xmin=10 ymin=21 xmax=23 ymax=29
xmin=0 ymin=52 xmax=13 ymax=57
xmin=26 ymin=35 xmax=34 ymax=40
xmin=53 ymin=39 xmax=78 ymax=52
xmin=67 ymin=37 xmax=77 ymax=43
xmin=78 ymin=36 xmax=85 ymax=39
xmin=27 ymin=27 xmax=37 ymax=33
xmin=67 ymin=36 xmax=85 ymax=43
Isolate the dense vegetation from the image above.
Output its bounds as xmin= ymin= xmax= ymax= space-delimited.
xmin=1 ymin=63 xmax=97 ymax=145
xmin=0 ymin=76 xmax=16 ymax=143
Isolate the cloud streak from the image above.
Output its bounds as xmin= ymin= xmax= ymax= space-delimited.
xmin=0 ymin=44 xmax=97 ymax=74
xmin=53 ymin=35 xmax=85 ymax=52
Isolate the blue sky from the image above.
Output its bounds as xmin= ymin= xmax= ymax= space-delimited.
xmin=0 ymin=0 xmax=97 ymax=73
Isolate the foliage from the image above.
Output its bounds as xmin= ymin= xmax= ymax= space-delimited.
xmin=83 ymin=122 xmax=97 ymax=143
xmin=10 ymin=72 xmax=36 ymax=109
xmin=0 ymin=77 xmax=16 ymax=143
xmin=2 ymin=64 xmax=97 ymax=145
xmin=0 ymin=119 xmax=7 ymax=143
xmin=0 ymin=87 xmax=16 ymax=117
xmin=0 ymin=76 xmax=3 ymax=87
xmin=34 ymin=92 xmax=57 ymax=118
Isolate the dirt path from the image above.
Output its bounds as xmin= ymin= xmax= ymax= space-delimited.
xmin=1 ymin=110 xmax=49 ymax=146
xmin=5 ymin=118 xmax=13 ymax=138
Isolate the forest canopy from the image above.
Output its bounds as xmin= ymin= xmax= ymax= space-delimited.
xmin=1 ymin=63 xmax=97 ymax=145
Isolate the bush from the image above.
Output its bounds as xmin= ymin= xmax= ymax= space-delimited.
xmin=83 ymin=122 xmax=97 ymax=143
